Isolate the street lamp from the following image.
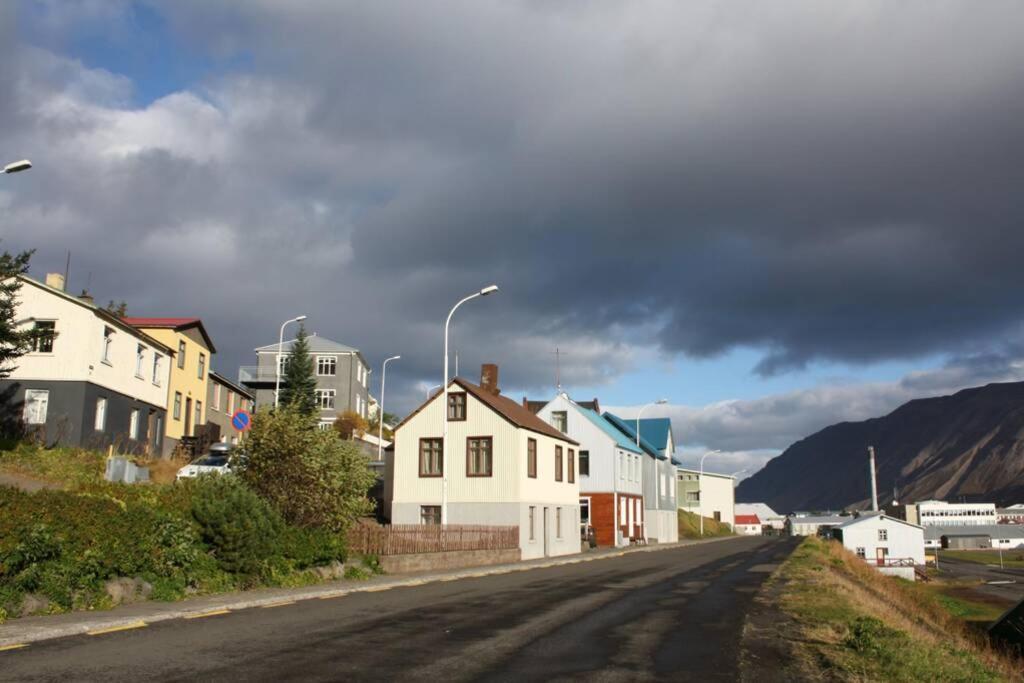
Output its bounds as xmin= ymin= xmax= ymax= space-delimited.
xmin=441 ymin=284 xmax=499 ymax=525
xmin=3 ymin=160 xmax=32 ymax=175
xmin=636 ymin=399 xmax=668 ymax=446
xmin=377 ymin=355 xmax=401 ymax=461
xmin=274 ymin=314 xmax=307 ymax=408
xmin=699 ymin=449 xmax=721 ymax=537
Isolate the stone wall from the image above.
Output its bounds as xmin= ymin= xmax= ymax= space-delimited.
xmin=380 ymin=548 xmax=521 ymax=574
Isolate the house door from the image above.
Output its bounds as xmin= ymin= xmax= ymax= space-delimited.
xmin=184 ymin=397 xmax=193 ymax=436
xmin=876 ymin=547 xmax=887 ymax=567
xmin=543 ymin=507 xmax=550 ymax=557
xmin=628 ymin=498 xmax=634 ymax=539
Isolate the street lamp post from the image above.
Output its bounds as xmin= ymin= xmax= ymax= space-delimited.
xmin=378 ymin=355 xmax=401 ymax=461
xmin=274 ymin=315 xmax=307 ymax=408
xmin=699 ymin=449 xmax=722 ymax=537
xmin=636 ymin=399 xmax=668 ymax=446
xmin=2 ymin=160 xmax=32 ymax=175
xmin=441 ymin=284 xmax=498 ymax=525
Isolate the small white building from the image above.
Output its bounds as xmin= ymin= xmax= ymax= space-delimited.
xmin=831 ymin=514 xmax=926 ymax=580
xmin=390 ymin=365 xmax=580 ymax=560
xmin=787 ymin=515 xmax=848 ymax=537
xmin=677 ymin=468 xmax=736 ymax=528
xmin=906 ymin=500 xmax=997 ymax=527
xmin=736 ymin=503 xmax=785 ymax=531
xmin=924 ymin=524 xmax=1024 ymax=550
xmin=734 ymin=514 xmax=762 ymax=535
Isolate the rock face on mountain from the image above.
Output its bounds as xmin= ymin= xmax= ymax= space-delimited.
xmin=736 ymin=382 xmax=1024 ymax=512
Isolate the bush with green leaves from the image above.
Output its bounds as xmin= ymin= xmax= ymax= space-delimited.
xmin=239 ymin=406 xmax=376 ymax=532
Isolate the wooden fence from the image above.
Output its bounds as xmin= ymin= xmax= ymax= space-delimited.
xmin=348 ymin=523 xmax=519 ymax=556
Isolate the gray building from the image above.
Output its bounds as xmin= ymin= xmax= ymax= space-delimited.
xmin=239 ymin=334 xmax=372 ymax=429
xmin=206 ymin=371 xmax=256 ymax=445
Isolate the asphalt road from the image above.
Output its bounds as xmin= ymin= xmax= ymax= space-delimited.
xmin=0 ymin=536 xmax=796 ymax=682
xmin=937 ymin=556 xmax=1024 ymax=604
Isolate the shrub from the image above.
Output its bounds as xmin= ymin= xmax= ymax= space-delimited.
xmin=239 ymin=406 xmax=376 ymax=532
xmin=189 ymin=475 xmax=285 ymax=576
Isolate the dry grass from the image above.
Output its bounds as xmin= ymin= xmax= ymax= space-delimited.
xmin=776 ymin=536 xmax=1022 ymax=682
xmin=140 ymin=456 xmax=189 ymax=485
xmin=678 ymin=509 xmax=734 ymax=539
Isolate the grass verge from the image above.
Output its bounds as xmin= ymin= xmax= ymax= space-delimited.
xmin=773 ymin=537 xmax=1021 ymax=682
xmin=941 ymin=550 xmax=1024 ymax=569
xmin=678 ymin=509 xmax=734 ymax=539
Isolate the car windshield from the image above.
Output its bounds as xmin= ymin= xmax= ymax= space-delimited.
xmin=193 ymin=455 xmax=229 ymax=467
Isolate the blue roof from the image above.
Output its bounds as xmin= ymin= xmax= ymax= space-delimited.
xmin=574 ymin=406 xmax=643 ymax=454
xmin=637 ymin=418 xmax=672 ymax=452
xmin=603 ymin=413 xmax=666 ymax=460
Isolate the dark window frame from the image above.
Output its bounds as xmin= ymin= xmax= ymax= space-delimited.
xmin=419 ymin=437 xmax=443 ymax=477
xmin=177 ymin=340 xmax=186 ymax=369
xmin=555 ymin=445 xmax=563 ymax=482
xmin=447 ymin=392 xmax=467 ymax=421
xmin=568 ymin=448 xmax=575 ymax=483
xmin=527 ymin=438 xmax=537 ymax=478
xmin=466 ymin=436 xmax=493 ymax=477
xmin=579 ymin=450 xmax=590 ymax=476
xmin=31 ymin=320 xmax=56 ymax=353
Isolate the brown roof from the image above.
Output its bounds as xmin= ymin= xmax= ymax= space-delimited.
xmin=396 ymin=378 xmax=578 ymax=445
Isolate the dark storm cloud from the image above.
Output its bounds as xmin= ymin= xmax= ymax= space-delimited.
xmin=3 ymin=1 xmax=1024 ymax=415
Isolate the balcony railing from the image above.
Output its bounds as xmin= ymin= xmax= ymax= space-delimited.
xmin=238 ymin=366 xmax=281 ymax=383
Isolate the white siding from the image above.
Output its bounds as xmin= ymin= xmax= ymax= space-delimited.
xmin=697 ymin=472 xmax=735 ymax=527
xmin=836 ymin=516 xmax=925 ymax=566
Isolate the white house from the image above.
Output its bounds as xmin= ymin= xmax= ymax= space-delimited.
xmin=390 ymin=365 xmax=581 ymax=560
xmin=0 ymin=273 xmax=173 ymax=453
xmin=734 ymin=514 xmax=762 ymax=535
xmin=534 ymin=394 xmax=645 ymax=547
xmin=604 ymin=414 xmax=679 ymax=543
xmin=678 ymin=468 xmax=736 ymax=528
xmin=906 ymin=500 xmax=997 ymax=527
xmin=831 ymin=513 xmax=926 ymax=580
xmin=736 ymin=503 xmax=785 ymax=531
xmin=787 ymin=515 xmax=848 ymax=537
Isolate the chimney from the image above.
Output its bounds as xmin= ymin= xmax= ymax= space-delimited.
xmin=868 ymin=446 xmax=879 ymax=512
xmin=79 ymin=290 xmax=94 ymax=305
xmin=45 ymin=273 xmax=66 ymax=291
xmin=480 ymin=364 xmax=500 ymax=395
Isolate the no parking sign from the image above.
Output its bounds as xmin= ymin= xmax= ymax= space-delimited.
xmin=231 ymin=410 xmax=252 ymax=432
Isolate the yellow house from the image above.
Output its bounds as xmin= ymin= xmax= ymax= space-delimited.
xmin=123 ymin=317 xmax=216 ymax=456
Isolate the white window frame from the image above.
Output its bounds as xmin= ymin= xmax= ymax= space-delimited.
xmin=227 ymin=392 xmax=235 ymax=414
xmin=95 ymin=397 xmax=107 ymax=431
xmin=212 ymin=383 xmax=222 ymax=412
xmin=620 ymin=497 xmax=627 ymax=525
xmin=197 ymin=352 xmax=206 ymax=380
xmin=878 ymin=529 xmax=888 ymax=542
xmin=135 ymin=344 xmax=145 ymax=378
xmin=102 ymin=327 xmax=114 ymax=364
xmin=129 ymin=408 xmax=140 ymax=440
xmin=316 ymin=356 xmax=337 ymax=376
xmin=152 ymin=353 xmax=162 ymax=385
xmin=23 ymin=389 xmax=49 ymax=425
xmin=317 ymin=389 xmax=336 ymax=410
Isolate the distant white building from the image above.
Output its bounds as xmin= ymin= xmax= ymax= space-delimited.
xmin=906 ymin=500 xmax=997 ymax=527
xmin=997 ymin=504 xmax=1024 ymax=525
xmin=736 ymin=503 xmax=785 ymax=531
xmin=677 ymin=468 xmax=736 ymax=528
xmin=787 ymin=515 xmax=848 ymax=537
xmin=832 ymin=514 xmax=925 ymax=581
xmin=734 ymin=514 xmax=762 ymax=535
xmin=924 ymin=524 xmax=1024 ymax=550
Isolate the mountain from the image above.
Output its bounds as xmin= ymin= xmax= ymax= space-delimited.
xmin=735 ymin=382 xmax=1024 ymax=512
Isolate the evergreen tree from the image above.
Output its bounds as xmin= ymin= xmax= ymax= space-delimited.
xmin=278 ymin=323 xmax=318 ymax=416
xmin=0 ymin=250 xmax=35 ymax=379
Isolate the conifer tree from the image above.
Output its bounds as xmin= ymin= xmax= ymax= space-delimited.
xmin=0 ymin=250 xmax=35 ymax=379
xmin=278 ymin=323 xmax=318 ymax=416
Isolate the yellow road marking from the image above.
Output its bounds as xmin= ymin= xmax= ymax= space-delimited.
xmin=183 ymin=609 xmax=230 ymax=620
xmin=87 ymin=621 xmax=147 ymax=635
xmin=260 ymin=600 xmax=295 ymax=608
xmin=0 ymin=643 xmax=28 ymax=652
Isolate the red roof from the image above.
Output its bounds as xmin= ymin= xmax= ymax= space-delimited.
xmin=735 ymin=514 xmax=761 ymax=525
xmin=122 ymin=317 xmax=216 ymax=353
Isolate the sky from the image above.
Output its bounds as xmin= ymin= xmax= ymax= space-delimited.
xmin=3 ymin=1 xmax=1024 ymax=480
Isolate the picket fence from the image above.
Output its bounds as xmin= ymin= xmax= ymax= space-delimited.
xmin=348 ymin=524 xmax=519 ymax=556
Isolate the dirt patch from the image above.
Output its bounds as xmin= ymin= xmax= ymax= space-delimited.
xmin=0 ymin=471 xmax=60 ymax=491
xmin=740 ymin=574 xmax=810 ymax=682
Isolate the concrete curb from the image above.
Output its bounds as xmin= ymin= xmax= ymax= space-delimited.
xmin=0 ymin=534 xmax=742 ymax=648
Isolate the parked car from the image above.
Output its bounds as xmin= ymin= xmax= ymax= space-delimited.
xmin=176 ymin=443 xmax=234 ymax=480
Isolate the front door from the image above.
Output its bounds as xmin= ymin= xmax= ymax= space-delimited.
xmin=184 ymin=397 xmax=193 ymax=436
xmin=876 ymin=547 xmax=887 ymax=566
xmin=543 ymin=507 xmax=550 ymax=557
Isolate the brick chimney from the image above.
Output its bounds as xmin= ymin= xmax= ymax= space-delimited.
xmin=480 ymin=364 xmax=500 ymax=395
xmin=45 ymin=273 xmax=66 ymax=292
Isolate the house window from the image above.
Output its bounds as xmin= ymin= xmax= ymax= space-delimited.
xmin=23 ymin=389 xmax=49 ymax=425
xmin=102 ymin=327 xmax=114 ymax=364
xmin=152 ymin=353 xmax=162 ymax=385
xmin=317 ymin=356 xmax=337 ymax=376
xmin=198 ymin=352 xmax=206 ymax=379
xmin=173 ymin=392 xmax=182 ymax=420
xmin=556 ymin=507 xmax=562 ymax=539
xmin=568 ymin=449 xmax=575 ymax=484
xmin=620 ymin=498 xmax=627 ymax=525
xmin=619 ymin=453 xmax=625 ymax=480
xmin=177 ymin=340 xmax=186 ymax=369
xmin=580 ymin=498 xmax=591 ymax=526
xmin=420 ymin=506 xmax=441 ymax=525
xmin=31 ymin=321 xmax=56 ymax=353
xmin=878 ymin=529 xmax=888 ymax=542
xmin=555 ymin=446 xmax=563 ymax=482
xmin=317 ymin=389 xmax=336 ymax=410
xmin=135 ymin=344 xmax=145 ymax=378
xmin=856 ymin=547 xmax=866 ymax=559
xmin=155 ymin=414 xmax=163 ymax=448
xmin=195 ymin=401 xmax=202 ymax=427
xmin=212 ymin=383 xmax=222 ymax=411
xmin=467 ymin=437 xmax=493 ymax=477
xmin=227 ymin=392 xmax=235 ymax=414
xmin=527 ymin=438 xmax=537 ymax=478
xmin=447 ymin=393 xmax=467 ymax=421
xmin=551 ymin=411 xmax=567 ymax=433
xmin=94 ymin=397 xmax=107 ymax=431
xmin=129 ymin=409 xmax=140 ymax=440
xmin=419 ymin=438 xmax=443 ymax=477
xmin=579 ymin=450 xmax=590 ymax=476
xmin=529 ymin=506 xmax=536 ymax=541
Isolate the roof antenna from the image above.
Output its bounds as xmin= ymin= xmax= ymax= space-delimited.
xmin=64 ymin=250 xmax=71 ymax=289
xmin=551 ymin=347 xmax=568 ymax=393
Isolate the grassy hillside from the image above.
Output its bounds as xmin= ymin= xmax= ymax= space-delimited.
xmin=768 ymin=537 xmax=1021 ymax=681
xmin=678 ymin=509 xmax=734 ymax=539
